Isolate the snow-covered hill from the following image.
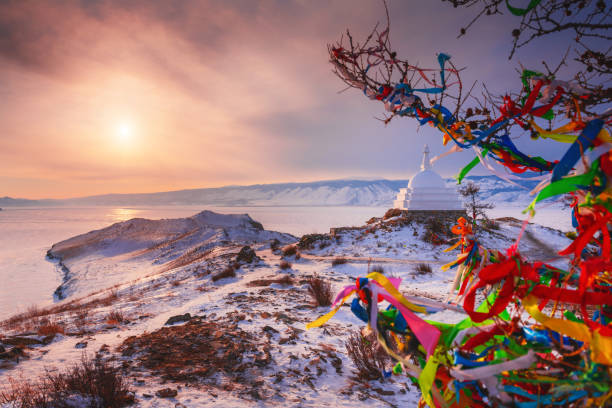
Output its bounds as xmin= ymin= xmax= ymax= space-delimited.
xmin=1 ymin=175 xmax=552 ymax=208
xmin=47 ymin=211 xmax=295 ymax=299
xmin=0 ymin=210 xmax=572 ymax=407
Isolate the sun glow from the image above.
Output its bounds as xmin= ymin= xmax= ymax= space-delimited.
xmin=116 ymin=122 xmax=132 ymax=143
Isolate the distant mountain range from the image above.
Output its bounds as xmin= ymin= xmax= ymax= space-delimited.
xmin=0 ymin=175 xmax=549 ymax=208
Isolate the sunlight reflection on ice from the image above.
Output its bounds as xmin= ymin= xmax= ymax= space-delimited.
xmin=110 ymin=208 xmax=141 ymax=222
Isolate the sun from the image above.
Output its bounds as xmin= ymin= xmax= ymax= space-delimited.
xmin=115 ymin=122 xmax=135 ymax=147
xmin=117 ymin=123 xmax=131 ymax=140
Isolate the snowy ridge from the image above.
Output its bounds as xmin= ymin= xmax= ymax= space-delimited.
xmin=0 ymin=176 xmax=555 ymax=208
xmin=47 ymin=211 xmax=295 ymax=299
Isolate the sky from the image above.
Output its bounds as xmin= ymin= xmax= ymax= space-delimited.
xmin=0 ymin=0 xmax=581 ymax=199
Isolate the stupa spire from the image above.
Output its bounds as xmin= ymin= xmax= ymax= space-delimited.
xmin=421 ymin=144 xmax=432 ymax=171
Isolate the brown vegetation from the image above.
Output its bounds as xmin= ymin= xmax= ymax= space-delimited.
xmin=331 ymin=257 xmax=347 ymax=266
xmin=211 ymin=265 xmax=237 ymax=282
xmin=105 ymin=311 xmax=126 ymax=325
xmin=0 ymin=355 xmax=134 ymax=408
xmin=247 ymin=275 xmax=293 ymax=287
xmin=307 ymin=276 xmax=333 ymax=307
xmin=413 ymin=263 xmax=433 ymax=276
xmin=1 ymin=289 xmax=121 ymax=333
xmin=370 ymin=265 xmax=385 ymax=274
xmin=281 ymin=245 xmax=298 ymax=257
xmin=383 ymin=208 xmax=402 ymax=220
xmin=345 ymin=330 xmax=390 ymax=381
xmin=37 ymin=320 xmax=65 ymax=337
xmin=119 ymin=318 xmax=271 ymax=399
xmin=279 ymin=260 xmax=292 ymax=270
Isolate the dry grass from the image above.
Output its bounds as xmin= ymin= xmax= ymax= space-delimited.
xmin=270 ymin=238 xmax=281 ymax=252
xmin=119 ymin=319 xmax=270 ymax=397
xmin=0 ymin=355 xmax=134 ymax=408
xmin=345 ymin=330 xmax=390 ymax=381
xmin=247 ymin=275 xmax=293 ymax=287
xmin=1 ymin=288 xmax=121 ymax=333
xmin=331 ymin=257 xmax=347 ymax=266
xmin=37 ymin=320 xmax=65 ymax=336
xmin=307 ymin=276 xmax=333 ymax=307
xmin=105 ymin=311 xmax=126 ymax=325
xmin=279 ymin=260 xmax=292 ymax=270
xmin=383 ymin=208 xmax=402 ymax=220
xmin=281 ymin=245 xmax=298 ymax=257
xmin=370 ymin=265 xmax=385 ymax=274
xmin=211 ymin=265 xmax=236 ymax=282
xmin=413 ymin=263 xmax=433 ymax=275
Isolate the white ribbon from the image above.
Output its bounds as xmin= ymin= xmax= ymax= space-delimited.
xmin=450 ymin=349 xmax=537 ymax=381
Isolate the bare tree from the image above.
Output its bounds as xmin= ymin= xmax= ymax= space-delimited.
xmin=458 ymin=181 xmax=494 ymax=226
xmin=328 ymin=0 xmax=610 ymax=134
xmin=444 ymin=0 xmax=611 ymax=114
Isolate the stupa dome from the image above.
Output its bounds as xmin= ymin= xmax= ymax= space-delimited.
xmin=408 ymin=169 xmax=445 ymax=189
xmin=393 ymin=145 xmax=463 ymax=211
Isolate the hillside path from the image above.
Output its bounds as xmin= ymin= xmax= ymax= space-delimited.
xmin=299 ymin=253 xmax=446 ymax=264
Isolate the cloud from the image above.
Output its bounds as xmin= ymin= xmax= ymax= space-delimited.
xmin=0 ymin=0 xmax=577 ymax=198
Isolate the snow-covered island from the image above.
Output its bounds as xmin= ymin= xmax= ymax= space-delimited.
xmin=0 ymin=210 xmax=571 ymax=407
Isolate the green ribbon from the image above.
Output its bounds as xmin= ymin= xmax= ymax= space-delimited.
xmin=506 ymin=0 xmax=542 ymax=16
xmin=525 ymin=159 xmax=601 ymax=215
xmin=456 ymin=147 xmax=490 ymax=184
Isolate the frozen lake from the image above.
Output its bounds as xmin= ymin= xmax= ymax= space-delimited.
xmin=0 ymin=205 xmax=570 ymax=320
xmin=0 ymin=206 xmax=387 ymax=319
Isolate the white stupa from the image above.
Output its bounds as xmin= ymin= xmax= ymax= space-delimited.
xmin=393 ymin=145 xmax=463 ymax=211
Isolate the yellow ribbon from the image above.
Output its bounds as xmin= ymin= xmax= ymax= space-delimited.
xmin=305 ymin=290 xmax=355 ymax=329
xmin=441 ymin=253 xmax=468 ymax=271
xmin=523 ymin=295 xmax=612 ymax=364
xmin=366 ymin=272 xmax=427 ymax=313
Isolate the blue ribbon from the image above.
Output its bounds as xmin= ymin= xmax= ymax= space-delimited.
xmin=552 ymin=119 xmax=604 ymax=182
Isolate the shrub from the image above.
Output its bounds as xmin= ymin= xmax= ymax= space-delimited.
xmin=270 ymin=239 xmax=281 ymax=252
xmin=482 ymin=218 xmax=501 ymax=231
xmin=281 ymin=245 xmax=298 ymax=257
xmin=279 ymin=260 xmax=292 ymax=270
xmin=0 ymin=355 xmax=134 ymax=408
xmin=345 ymin=330 xmax=389 ymax=381
xmin=247 ymin=275 xmax=294 ymax=287
xmin=105 ymin=311 xmax=126 ymax=325
xmin=298 ymin=234 xmax=329 ymax=250
xmin=370 ymin=265 xmax=385 ymax=274
xmin=37 ymin=320 xmax=65 ymax=336
xmin=331 ymin=257 xmax=347 ymax=266
xmin=422 ymin=217 xmax=447 ymax=244
xmin=307 ymin=276 xmax=333 ymax=307
xmin=211 ymin=265 xmax=236 ymax=282
xmin=383 ymin=208 xmax=402 ymax=220
xmin=413 ymin=263 xmax=433 ymax=275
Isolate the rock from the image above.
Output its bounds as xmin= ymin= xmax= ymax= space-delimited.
xmin=75 ymin=341 xmax=88 ymax=349
xmin=42 ymin=334 xmax=56 ymax=345
xmin=372 ymin=387 xmax=394 ymax=396
xmin=165 ymin=313 xmax=192 ymax=325
xmin=0 ymin=347 xmax=25 ymax=360
xmin=298 ymin=233 xmax=330 ymax=250
xmin=262 ymin=325 xmax=278 ymax=334
xmin=236 ymin=246 xmax=258 ymax=263
xmin=156 ymin=388 xmax=178 ymax=398
xmin=2 ymin=336 xmax=44 ymax=347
